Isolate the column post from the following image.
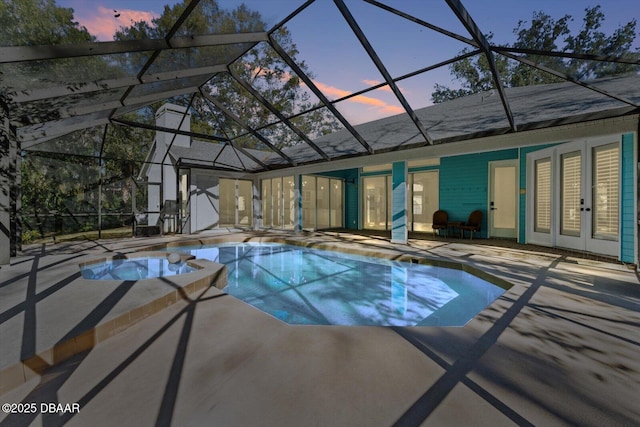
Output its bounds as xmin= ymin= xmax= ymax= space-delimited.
xmin=391 ymin=161 xmax=408 ymax=244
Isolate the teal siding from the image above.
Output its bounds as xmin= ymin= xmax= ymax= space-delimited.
xmin=621 ymin=133 xmax=635 ymax=263
xmin=317 ymin=169 xmax=359 ymax=229
xmin=391 ymin=161 xmax=407 ymax=242
xmin=440 ymin=149 xmax=517 ymax=238
xmin=518 ymin=143 xmax=562 ymax=242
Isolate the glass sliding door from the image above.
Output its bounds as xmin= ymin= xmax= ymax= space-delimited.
xmin=283 ymin=176 xmax=295 ymax=229
xmin=219 ymin=178 xmax=236 ymax=227
xmin=363 ymin=176 xmax=387 ymax=230
xmin=178 ymin=170 xmax=190 ymax=233
xmin=273 ymin=178 xmax=283 ymax=228
xmin=300 ymin=175 xmax=344 ymax=230
xmin=410 ymin=171 xmax=438 ymax=232
xmin=316 ymin=177 xmax=330 ymax=229
xmin=330 ymin=179 xmax=343 ymax=228
xmin=262 ymin=179 xmax=272 ymax=228
xmin=221 ymin=179 xmax=253 ymax=227
xmin=302 ymin=176 xmax=316 ymax=229
xmin=262 ymin=176 xmax=295 ymax=229
xmin=237 ymin=180 xmax=253 ymax=227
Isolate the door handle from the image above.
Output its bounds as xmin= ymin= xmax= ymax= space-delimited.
xmin=585 ymin=208 xmax=591 ymax=212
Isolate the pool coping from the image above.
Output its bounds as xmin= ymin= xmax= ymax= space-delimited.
xmin=0 ymin=253 xmax=227 ymax=395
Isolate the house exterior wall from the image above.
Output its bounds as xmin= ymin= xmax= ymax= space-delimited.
xmin=192 ymin=173 xmax=219 ymax=232
xmin=145 ymin=104 xmax=190 ymax=232
xmin=439 ymin=149 xmax=518 ymax=238
xmin=149 ymin=102 xmax=637 ymax=263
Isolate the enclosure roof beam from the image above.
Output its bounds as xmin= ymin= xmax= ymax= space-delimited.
xmin=363 ymin=0 xmax=476 ymax=47
xmin=199 ymin=89 xmax=273 ymax=171
xmin=268 ymin=35 xmax=374 ymax=154
xmin=501 ymin=52 xmax=640 ymax=107
xmin=14 ymin=85 xmax=202 ymax=133
xmin=19 ymin=117 xmax=112 ymax=148
xmin=115 ymin=1 xmax=203 ymax=116
xmin=17 ymin=86 xmax=201 ymax=144
xmin=0 ymin=32 xmax=269 ymax=63
xmin=201 ymin=90 xmax=296 ymax=166
xmin=228 ymin=66 xmax=331 ymax=161
xmin=446 ymin=0 xmax=517 ymax=131
xmin=335 ymin=0 xmax=433 ymax=145
xmin=111 ymin=118 xmax=228 ymax=143
xmin=12 ymin=65 xmax=227 ymax=103
xmin=492 ymin=46 xmax=640 ymax=65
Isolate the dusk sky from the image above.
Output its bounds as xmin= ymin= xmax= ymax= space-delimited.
xmin=57 ymin=0 xmax=640 ymax=124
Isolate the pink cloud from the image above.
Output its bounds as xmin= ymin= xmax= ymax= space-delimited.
xmin=235 ymin=67 xmax=404 ymax=122
xmin=313 ymin=81 xmax=404 ymax=115
xmin=362 ymin=79 xmax=409 ymax=94
xmin=78 ymin=6 xmax=158 ymax=41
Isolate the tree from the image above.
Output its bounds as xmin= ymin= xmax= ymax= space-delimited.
xmin=114 ymin=0 xmax=340 ymax=150
xmin=2 ymin=0 xmax=154 ymax=238
xmin=431 ymin=6 xmax=640 ymax=103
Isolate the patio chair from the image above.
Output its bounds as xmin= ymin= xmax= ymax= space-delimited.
xmin=460 ymin=210 xmax=482 ymax=239
xmin=432 ymin=210 xmax=449 ymax=237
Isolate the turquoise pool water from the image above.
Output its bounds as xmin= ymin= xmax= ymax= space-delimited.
xmin=169 ymin=243 xmax=505 ymax=326
xmin=81 ymin=257 xmax=197 ymax=280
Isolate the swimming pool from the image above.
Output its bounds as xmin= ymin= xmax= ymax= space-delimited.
xmin=168 ymin=242 xmax=506 ymax=326
xmin=80 ymin=256 xmax=198 ymax=280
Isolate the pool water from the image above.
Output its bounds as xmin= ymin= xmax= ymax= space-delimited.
xmin=169 ymin=243 xmax=506 ymax=326
xmin=81 ymin=257 xmax=198 ymax=280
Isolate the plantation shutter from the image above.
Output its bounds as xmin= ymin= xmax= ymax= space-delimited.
xmin=592 ymin=143 xmax=619 ymax=240
xmin=534 ymin=158 xmax=551 ymax=233
xmin=561 ymin=152 xmax=581 ymax=236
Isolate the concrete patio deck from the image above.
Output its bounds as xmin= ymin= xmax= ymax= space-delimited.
xmin=1 ymin=230 xmax=639 ymax=426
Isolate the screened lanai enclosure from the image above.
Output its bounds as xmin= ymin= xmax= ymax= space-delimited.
xmin=1 ymin=0 xmax=640 ymax=265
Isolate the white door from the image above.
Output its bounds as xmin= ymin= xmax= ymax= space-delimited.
xmin=528 ymin=138 xmax=620 ymax=257
xmin=489 ymin=160 xmax=518 ymax=238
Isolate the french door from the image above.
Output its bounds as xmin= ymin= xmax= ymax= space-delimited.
xmin=527 ymin=137 xmax=620 ymax=256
